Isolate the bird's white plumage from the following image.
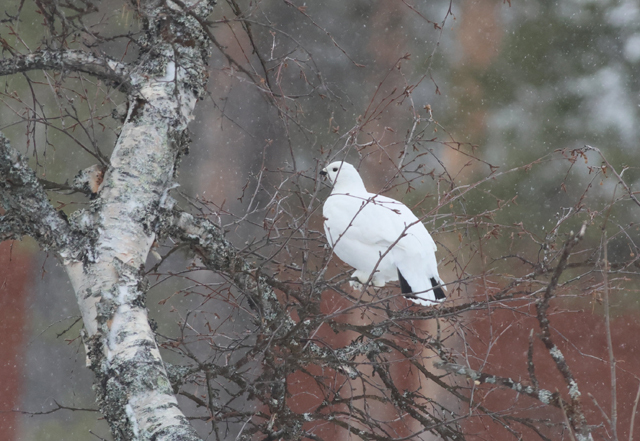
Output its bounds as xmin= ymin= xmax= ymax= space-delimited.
xmin=321 ymin=161 xmax=445 ymax=305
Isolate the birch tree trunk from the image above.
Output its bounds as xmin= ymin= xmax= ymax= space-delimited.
xmin=0 ymin=1 xmax=215 ymax=439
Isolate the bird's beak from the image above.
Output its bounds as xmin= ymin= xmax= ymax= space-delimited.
xmin=319 ymin=168 xmax=328 ymax=177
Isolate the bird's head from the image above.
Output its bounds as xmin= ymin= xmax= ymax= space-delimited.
xmin=320 ymin=161 xmax=363 ymax=189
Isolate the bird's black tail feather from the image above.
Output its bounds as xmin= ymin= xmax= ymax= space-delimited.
xmin=430 ymin=277 xmax=446 ymax=300
xmin=398 ymin=269 xmax=412 ymax=294
xmin=397 ymin=270 xmax=446 ymax=300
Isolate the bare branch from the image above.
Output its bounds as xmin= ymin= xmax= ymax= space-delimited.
xmin=601 ymin=231 xmax=618 ymax=440
xmin=435 ymin=361 xmax=563 ymax=409
xmin=163 ymin=210 xmax=287 ymax=321
xmin=584 ymin=145 xmax=640 ymax=209
xmin=535 ymin=222 xmax=592 ymax=441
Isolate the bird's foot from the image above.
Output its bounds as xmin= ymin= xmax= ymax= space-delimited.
xmin=348 ymin=270 xmax=369 ymax=290
xmin=348 ymin=278 xmax=364 ymax=290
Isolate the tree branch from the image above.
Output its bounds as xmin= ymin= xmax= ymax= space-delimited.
xmin=0 ymin=132 xmax=83 ymax=257
xmin=535 ymin=222 xmax=592 ymax=441
xmin=434 ymin=361 xmax=563 ymax=409
xmin=163 ymin=210 xmax=285 ymax=323
xmin=0 ymin=49 xmax=132 ymax=93
xmin=584 ymin=145 xmax=640 ymax=209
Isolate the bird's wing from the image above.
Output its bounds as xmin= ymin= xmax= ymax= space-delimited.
xmin=324 ymin=192 xmax=413 ymax=247
xmin=365 ymin=194 xmax=437 ymax=253
xmin=369 ymin=194 xmax=444 ymax=291
xmin=323 ymin=191 xmax=402 ymax=283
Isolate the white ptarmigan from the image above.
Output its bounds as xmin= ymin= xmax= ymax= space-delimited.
xmin=320 ymin=161 xmax=446 ymax=305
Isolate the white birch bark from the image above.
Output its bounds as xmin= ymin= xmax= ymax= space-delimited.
xmin=0 ymin=1 xmax=215 ymax=439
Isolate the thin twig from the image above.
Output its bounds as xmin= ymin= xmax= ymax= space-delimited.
xmin=528 ymin=328 xmax=539 ymax=390
xmin=629 ymin=381 xmax=640 ymax=441
xmin=602 ymin=231 xmax=618 ymax=440
xmin=584 ymin=145 xmax=640 ymax=209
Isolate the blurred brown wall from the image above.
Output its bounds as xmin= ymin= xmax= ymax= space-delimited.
xmin=466 ymin=303 xmax=640 ymax=439
xmin=0 ymin=242 xmax=30 ymax=440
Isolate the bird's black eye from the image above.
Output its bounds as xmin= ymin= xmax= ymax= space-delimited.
xmin=332 ymin=167 xmax=338 ymax=172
